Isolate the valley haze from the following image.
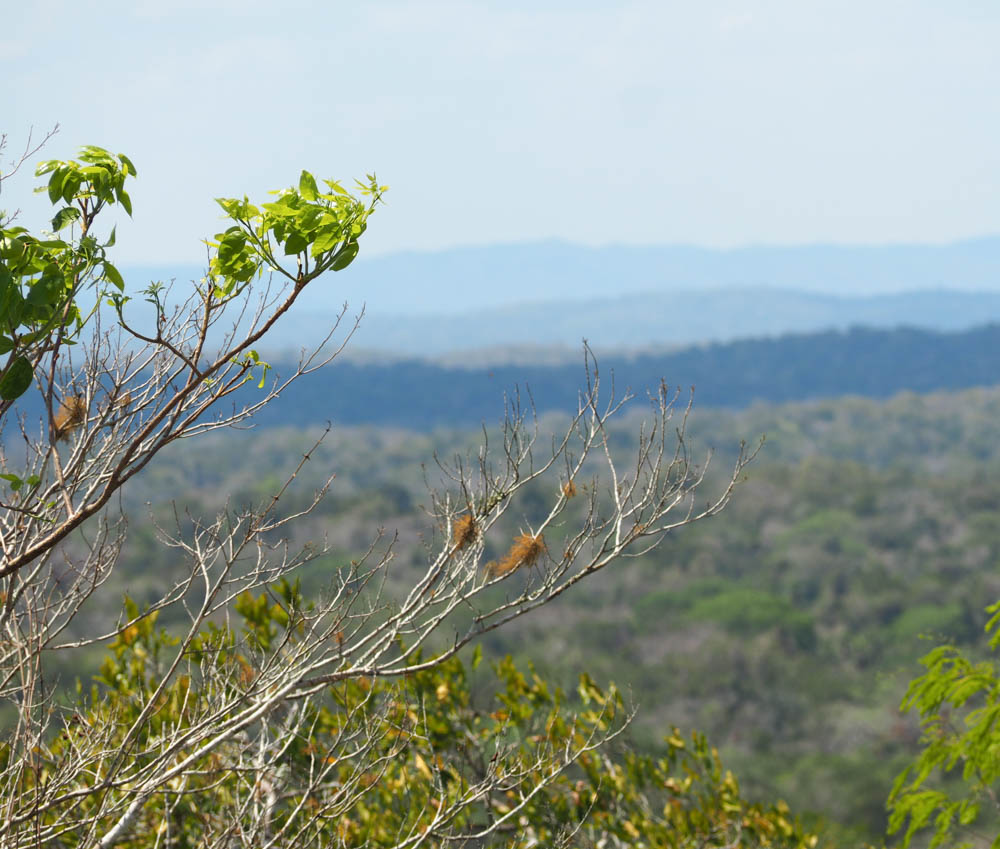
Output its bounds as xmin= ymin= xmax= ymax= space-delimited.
xmin=121 ymin=237 xmax=1000 ymax=357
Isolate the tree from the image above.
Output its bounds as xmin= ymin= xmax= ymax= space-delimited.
xmin=0 ymin=132 xmax=759 ymax=847
xmin=888 ymin=599 xmax=1000 ymax=849
xmin=19 ymin=591 xmax=817 ymax=847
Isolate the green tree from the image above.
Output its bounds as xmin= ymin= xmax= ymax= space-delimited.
xmin=888 ymin=599 xmax=1000 ymax=848
xmin=12 ymin=589 xmax=815 ymax=847
xmin=0 ymin=133 xmax=756 ymax=847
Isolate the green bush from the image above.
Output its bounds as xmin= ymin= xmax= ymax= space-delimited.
xmin=689 ymin=588 xmax=817 ymax=650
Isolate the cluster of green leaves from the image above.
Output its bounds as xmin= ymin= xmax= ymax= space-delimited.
xmin=10 ymin=581 xmax=815 ymax=848
xmin=209 ymin=171 xmax=387 ymax=297
xmin=888 ymin=599 xmax=1000 ymax=848
xmin=0 ymin=146 xmax=133 ymax=401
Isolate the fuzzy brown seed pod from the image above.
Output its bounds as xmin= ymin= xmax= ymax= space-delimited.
xmin=53 ymin=395 xmax=87 ymax=442
xmin=562 ymin=479 xmax=577 ymax=498
xmin=451 ymin=513 xmax=477 ymax=551
xmin=486 ymin=532 xmax=546 ymax=578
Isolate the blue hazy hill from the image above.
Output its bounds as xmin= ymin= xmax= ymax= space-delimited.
xmin=123 ymin=236 xmax=1000 ymax=310
xmin=120 ymin=238 xmax=1000 ymax=356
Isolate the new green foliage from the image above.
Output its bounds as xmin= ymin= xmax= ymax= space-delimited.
xmin=209 ymin=171 xmax=385 ymax=296
xmin=0 ymin=145 xmax=133 ymax=402
xmin=889 ymin=600 xmax=1000 ymax=848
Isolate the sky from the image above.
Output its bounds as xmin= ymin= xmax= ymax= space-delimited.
xmin=3 ymin=1 xmax=1000 ymax=265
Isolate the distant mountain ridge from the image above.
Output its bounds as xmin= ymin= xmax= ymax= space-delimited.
xmin=121 ymin=238 xmax=1000 ymax=356
xmin=299 ymin=236 xmax=1000 ymax=313
xmin=341 ymin=287 xmax=1000 ymax=357
xmin=123 ymin=235 xmax=1000 ymax=312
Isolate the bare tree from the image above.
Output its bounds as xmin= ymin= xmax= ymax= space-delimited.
xmin=0 ymin=140 xmax=758 ymax=848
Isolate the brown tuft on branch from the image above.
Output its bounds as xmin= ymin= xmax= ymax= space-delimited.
xmin=53 ymin=395 xmax=87 ymax=442
xmin=451 ymin=513 xmax=477 ymax=550
xmin=562 ymin=479 xmax=577 ymax=499
xmin=486 ymin=532 xmax=546 ymax=578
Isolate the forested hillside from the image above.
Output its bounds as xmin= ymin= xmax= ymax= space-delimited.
xmin=13 ymin=322 xmax=995 ymax=436
xmin=81 ymin=381 xmax=1000 ymax=843
xmin=237 ymin=323 xmax=1000 ymax=429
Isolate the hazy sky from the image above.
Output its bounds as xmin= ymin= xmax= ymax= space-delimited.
xmin=3 ymin=1 xmax=999 ymax=264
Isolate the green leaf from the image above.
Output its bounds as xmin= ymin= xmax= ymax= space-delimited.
xmin=0 ymin=355 xmax=33 ymax=400
xmin=78 ymin=147 xmax=119 ymax=169
xmin=323 ymin=179 xmax=349 ymax=196
xmin=103 ymin=262 xmax=125 ymax=291
xmin=0 ymin=337 xmax=14 ymax=355
xmin=0 ymin=235 xmax=26 ymax=262
xmin=295 ymin=204 xmax=322 ymax=231
xmin=1 ymin=286 xmax=24 ymax=328
xmin=34 ymin=237 xmax=67 ymax=250
xmin=218 ymin=228 xmax=247 ymax=251
xmin=18 ymin=330 xmax=48 ymax=346
xmin=47 ymin=166 xmax=68 ymax=204
xmin=959 ymin=800 xmax=980 ymax=825
xmin=60 ymin=172 xmax=83 ymax=204
xmin=331 ymin=240 xmax=359 ymax=271
xmin=214 ymin=199 xmax=245 ymax=222
xmin=215 ymin=197 xmax=242 ymax=216
xmin=51 ymin=206 xmax=82 ymax=232
xmin=262 ymin=201 xmax=298 ymax=219
xmin=0 ymin=473 xmax=23 ymax=492
xmin=283 ymin=231 xmax=308 ymax=256
xmin=26 ymin=269 xmax=64 ymax=307
xmin=116 ymin=189 xmax=133 ymax=216
xmin=311 ymin=229 xmax=341 ymax=255
xmin=117 ymin=153 xmax=137 ymax=176
xmin=299 ymin=171 xmax=319 ymax=202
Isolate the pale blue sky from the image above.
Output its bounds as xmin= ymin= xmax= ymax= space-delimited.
xmin=3 ymin=1 xmax=999 ymax=264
